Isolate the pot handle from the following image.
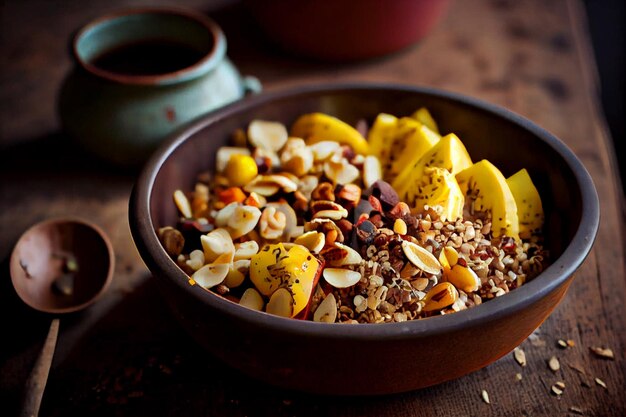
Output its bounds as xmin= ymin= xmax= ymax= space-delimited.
xmin=242 ymin=75 xmax=262 ymax=95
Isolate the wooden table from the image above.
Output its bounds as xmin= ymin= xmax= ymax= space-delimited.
xmin=1 ymin=0 xmax=624 ymax=415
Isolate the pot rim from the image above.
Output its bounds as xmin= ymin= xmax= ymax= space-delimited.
xmin=73 ymin=7 xmax=226 ymax=86
xmin=130 ymin=82 xmax=600 ymax=340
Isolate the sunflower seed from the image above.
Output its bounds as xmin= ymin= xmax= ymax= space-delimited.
xmin=548 ymin=356 xmax=560 ymax=372
xmin=514 ymin=347 xmax=527 ymax=367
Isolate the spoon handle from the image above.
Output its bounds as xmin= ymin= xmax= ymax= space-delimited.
xmin=20 ymin=318 xmax=60 ymax=417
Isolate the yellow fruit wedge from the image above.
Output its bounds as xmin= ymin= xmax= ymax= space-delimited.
xmin=367 ymin=113 xmax=398 ymax=163
xmin=411 ymin=107 xmax=440 ymax=134
xmin=250 ymin=243 xmax=320 ymax=317
xmin=456 ymin=160 xmax=519 ymax=239
xmin=408 ymin=167 xmax=465 ymax=221
xmin=392 ymin=133 xmax=473 ymax=200
xmin=506 ymin=168 xmax=544 ymax=239
xmin=291 ymin=112 xmax=369 ymax=155
xmin=388 ymin=123 xmax=440 ymax=181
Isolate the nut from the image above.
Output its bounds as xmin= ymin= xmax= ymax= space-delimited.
xmin=324 ymin=158 xmax=359 ymax=185
xmin=191 ymin=262 xmax=230 ymax=289
xmin=224 ymin=259 xmax=250 ymax=288
xmin=293 ymin=231 xmax=325 ymax=253
xmin=247 ymin=119 xmax=288 ymax=151
xmin=244 ymin=174 xmax=298 ymax=196
xmin=423 ymin=282 xmax=459 ymax=312
xmin=266 ymin=287 xmax=294 ymax=317
xmin=393 ymin=219 xmax=408 ymax=235
xmin=401 ymin=240 xmax=442 ymax=275
xmin=239 ymin=287 xmax=264 ymax=311
xmin=185 ymin=249 xmax=205 ymax=271
xmin=158 ymin=226 xmax=185 ymax=257
xmin=313 ymin=293 xmax=337 ymax=323
xmin=252 ymin=147 xmax=280 ymax=172
xmin=323 ymin=268 xmax=362 ymax=289
xmin=191 ymin=183 xmax=210 ymax=218
xmin=280 ymin=137 xmax=314 ymax=176
xmin=243 ymin=191 xmax=266 ymax=208
xmin=335 ymin=183 xmax=362 ymax=210
xmin=298 ymin=175 xmax=319 ymax=200
xmin=216 ymin=147 xmax=251 ymax=173
xmin=445 ymin=263 xmax=480 ymax=292
xmin=266 ymin=202 xmax=298 ymax=239
xmin=310 ymin=200 xmax=349 ymax=220
xmin=363 ymin=155 xmax=382 ymax=188
xmin=234 ymin=241 xmax=260 ymax=260
xmin=173 ymin=189 xmax=192 ymax=218
xmin=311 ymin=182 xmax=335 ymax=201
xmin=309 ymin=140 xmax=341 ymax=161
xmin=259 ymin=206 xmax=287 ymax=239
xmin=227 ymin=205 xmax=262 ymax=239
xmin=200 ymin=228 xmax=235 ymax=264
xmin=320 ymin=242 xmax=363 ymax=266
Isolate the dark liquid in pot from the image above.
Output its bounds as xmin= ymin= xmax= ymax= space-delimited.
xmin=91 ymin=40 xmax=206 ymax=76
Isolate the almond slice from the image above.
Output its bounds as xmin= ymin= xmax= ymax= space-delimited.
xmin=266 ymin=288 xmax=294 ymax=317
xmin=294 ymin=231 xmax=326 ymax=253
xmin=363 ymin=155 xmax=382 ymax=188
xmin=234 ymin=241 xmax=260 ymax=260
xmin=173 ymin=190 xmax=192 ymax=218
xmin=192 ymin=263 xmax=229 ymax=289
xmin=331 ymin=242 xmax=363 ymax=266
xmin=239 ymin=287 xmax=264 ymax=311
xmin=200 ymin=228 xmax=235 ymax=263
xmin=248 ymin=120 xmax=288 ymax=151
xmin=323 ymin=268 xmax=361 ymax=288
xmin=313 ymin=293 xmax=338 ymax=323
xmin=401 ymin=240 xmax=442 ymax=275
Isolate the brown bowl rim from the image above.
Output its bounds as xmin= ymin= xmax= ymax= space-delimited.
xmin=130 ymin=82 xmax=599 ymax=340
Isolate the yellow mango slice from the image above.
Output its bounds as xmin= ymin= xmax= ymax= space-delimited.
xmin=407 ymin=167 xmax=464 ymax=222
xmin=506 ymin=168 xmax=544 ymax=239
xmin=388 ymin=124 xmax=440 ymax=182
xmin=250 ymin=243 xmax=320 ymax=317
xmin=291 ymin=112 xmax=369 ymax=155
xmin=367 ymin=113 xmax=398 ymax=163
xmin=411 ymin=107 xmax=440 ymax=134
xmin=392 ymin=133 xmax=473 ymax=200
xmin=456 ymin=160 xmax=519 ymax=239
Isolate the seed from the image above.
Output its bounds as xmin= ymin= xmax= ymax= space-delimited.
xmin=551 ymin=384 xmax=563 ymax=396
xmin=548 ymin=356 xmax=560 ymax=372
xmin=557 ymin=339 xmax=568 ymax=349
xmin=445 ymin=264 xmax=480 ymax=292
xmin=589 ymin=346 xmax=614 ymax=360
xmin=481 ymin=389 xmax=490 ymax=404
xmin=567 ymin=339 xmax=575 ymax=347
xmin=393 ymin=219 xmax=408 ymax=235
xmin=423 ymin=282 xmax=458 ymax=312
xmin=594 ymin=377 xmax=607 ymax=389
xmin=568 ymin=406 xmax=584 ymax=415
xmin=514 ymin=347 xmax=527 ymax=367
xmin=555 ymin=381 xmax=565 ymax=390
xmin=515 ymin=373 xmax=522 ymax=381
xmin=173 ymin=190 xmax=193 ymax=218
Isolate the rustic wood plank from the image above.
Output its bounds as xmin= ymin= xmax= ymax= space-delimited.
xmin=0 ymin=0 xmax=623 ymax=416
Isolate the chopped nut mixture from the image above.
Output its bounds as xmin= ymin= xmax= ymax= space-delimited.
xmin=159 ymin=110 xmax=548 ymax=322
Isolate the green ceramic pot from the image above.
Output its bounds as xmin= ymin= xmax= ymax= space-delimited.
xmin=59 ymin=8 xmax=260 ymax=165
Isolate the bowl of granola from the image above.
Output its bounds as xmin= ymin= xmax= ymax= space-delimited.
xmin=129 ymin=83 xmax=599 ymax=394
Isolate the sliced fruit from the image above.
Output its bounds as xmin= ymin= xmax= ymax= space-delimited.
xmin=411 ymin=107 xmax=439 ymax=134
xmin=392 ymin=133 xmax=472 ymax=203
xmin=291 ymin=112 xmax=369 ymax=154
xmin=446 ymin=264 xmax=481 ymax=293
xmin=506 ymin=168 xmax=544 ymax=239
xmin=387 ymin=122 xmax=440 ymax=181
xmin=456 ymin=159 xmax=519 ymax=239
xmin=249 ymin=243 xmax=320 ymax=317
xmin=423 ymin=282 xmax=458 ymax=312
xmin=406 ymin=166 xmax=465 ymax=221
xmin=367 ymin=113 xmax=398 ymax=167
xmin=224 ymin=154 xmax=258 ymax=187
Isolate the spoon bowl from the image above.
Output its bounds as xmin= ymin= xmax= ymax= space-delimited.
xmin=10 ymin=217 xmax=114 ymax=314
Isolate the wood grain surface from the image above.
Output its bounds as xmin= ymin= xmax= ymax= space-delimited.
xmin=1 ymin=0 xmax=624 ymax=416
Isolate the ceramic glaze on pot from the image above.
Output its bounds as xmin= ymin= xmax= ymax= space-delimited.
xmin=59 ymin=8 xmax=259 ymax=165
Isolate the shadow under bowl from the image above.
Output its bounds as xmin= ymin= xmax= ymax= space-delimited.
xmin=130 ymin=83 xmax=599 ymax=395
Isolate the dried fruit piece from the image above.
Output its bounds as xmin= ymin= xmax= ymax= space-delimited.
xmin=291 ymin=112 xmax=369 ymax=154
xmin=407 ymin=166 xmax=464 ymax=222
xmin=218 ymin=187 xmax=247 ymax=204
xmin=313 ymin=293 xmax=337 ymax=323
xmin=446 ymin=263 xmax=481 ymax=293
xmin=411 ymin=107 xmax=439 ymax=133
xmin=456 ymin=160 xmax=519 ymax=239
xmin=216 ymin=146 xmax=251 ymax=172
xmin=323 ymin=268 xmax=361 ymax=288
xmin=401 ymin=240 xmax=442 ymax=275
xmin=393 ymin=218 xmax=407 ymax=235
xmin=248 ymin=120 xmax=288 ymax=151
xmin=423 ymin=282 xmax=458 ymax=311
xmin=294 ymin=231 xmax=325 ymax=254
xmin=239 ymin=287 xmax=264 ymax=311
xmin=507 ymin=168 xmax=544 ymax=239
xmin=158 ymin=226 xmax=185 ymax=257
xmin=224 ymin=154 xmax=258 ymax=187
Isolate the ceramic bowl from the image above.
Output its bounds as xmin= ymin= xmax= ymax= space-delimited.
xmin=129 ymin=84 xmax=599 ymax=394
xmin=245 ymin=0 xmax=450 ymax=61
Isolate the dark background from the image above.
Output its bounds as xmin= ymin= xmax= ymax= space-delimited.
xmin=583 ymin=0 xmax=625 ymax=194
